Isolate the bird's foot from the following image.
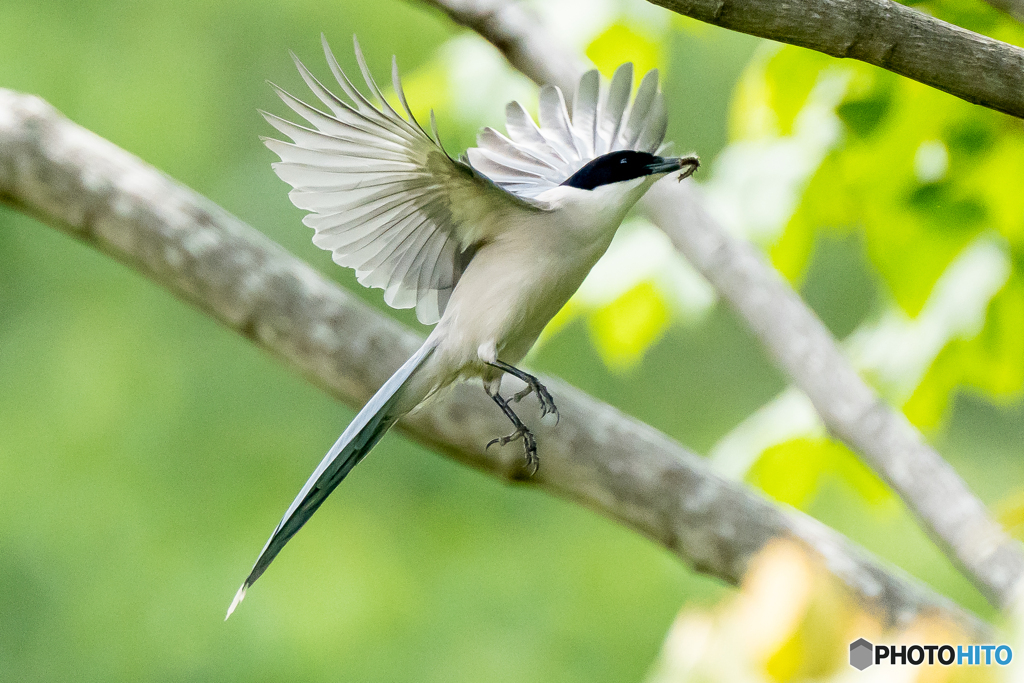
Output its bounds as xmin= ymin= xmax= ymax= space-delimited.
xmin=512 ymin=378 xmax=559 ymax=424
xmin=486 ymin=425 xmax=539 ymax=475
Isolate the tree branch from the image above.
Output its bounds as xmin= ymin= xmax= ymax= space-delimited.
xmin=416 ymin=0 xmax=1024 ymax=608
xmin=647 ymin=0 xmax=1024 ymax=120
xmin=0 ymin=88 xmax=990 ymax=635
xmin=645 ymin=183 xmax=1024 ymax=608
xmin=414 ymin=0 xmax=586 ymax=97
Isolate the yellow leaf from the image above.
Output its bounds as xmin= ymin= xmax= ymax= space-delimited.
xmin=748 ymin=438 xmax=827 ymax=508
xmin=388 ymin=58 xmax=450 ymax=125
xmin=586 ymin=22 xmax=663 ymax=80
xmin=749 ymin=437 xmax=891 ymax=509
xmin=588 ymin=281 xmax=669 ymax=371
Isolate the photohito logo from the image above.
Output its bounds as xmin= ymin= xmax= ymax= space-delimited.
xmin=849 ymin=638 xmax=1012 ymax=670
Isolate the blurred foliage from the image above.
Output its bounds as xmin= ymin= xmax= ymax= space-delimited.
xmin=648 ymin=540 xmax=996 ymax=683
xmin=718 ymin=0 xmax=1024 ymax=578
xmin=906 ymin=275 xmax=1024 ymax=428
xmin=742 ymin=25 xmax=1024 ymax=426
xmin=749 ymin=437 xmax=891 ymax=510
xmin=587 ymin=21 xmax=665 ymax=79
xmin=3 ymin=0 xmax=1024 ymax=681
xmin=588 ymin=281 xmax=672 ymax=371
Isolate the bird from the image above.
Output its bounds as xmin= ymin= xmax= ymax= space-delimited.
xmin=226 ymin=35 xmax=698 ymax=618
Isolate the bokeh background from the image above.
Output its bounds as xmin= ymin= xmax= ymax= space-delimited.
xmin=2 ymin=0 xmax=1024 ymax=680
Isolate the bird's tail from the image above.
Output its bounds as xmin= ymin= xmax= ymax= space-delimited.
xmin=226 ymin=338 xmax=437 ymax=619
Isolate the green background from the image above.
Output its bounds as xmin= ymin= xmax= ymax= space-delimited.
xmin=1 ymin=0 xmax=1022 ymax=680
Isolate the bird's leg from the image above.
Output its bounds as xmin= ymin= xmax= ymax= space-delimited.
xmin=485 ymin=388 xmax=539 ymax=476
xmin=486 ymin=360 xmax=559 ymax=423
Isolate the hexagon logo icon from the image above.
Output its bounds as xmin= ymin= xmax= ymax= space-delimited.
xmin=850 ymin=638 xmax=873 ymax=670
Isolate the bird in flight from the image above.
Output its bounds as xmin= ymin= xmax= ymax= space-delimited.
xmin=227 ymin=35 xmax=698 ymax=618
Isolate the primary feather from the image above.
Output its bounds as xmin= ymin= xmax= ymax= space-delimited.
xmin=262 ymin=35 xmax=670 ymax=321
xmin=263 ymin=36 xmax=536 ymax=325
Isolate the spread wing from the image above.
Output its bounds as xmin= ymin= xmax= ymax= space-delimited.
xmin=466 ymin=64 xmax=670 ymax=199
xmin=263 ymin=36 xmax=542 ymax=325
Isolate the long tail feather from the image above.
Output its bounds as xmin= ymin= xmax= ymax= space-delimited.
xmin=226 ymin=339 xmax=436 ymax=619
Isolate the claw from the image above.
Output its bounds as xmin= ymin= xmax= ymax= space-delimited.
xmin=534 ymin=383 xmax=559 ymax=424
xmin=485 ymin=424 xmax=539 ymax=475
xmin=521 ymin=429 xmax=539 ymax=475
xmin=487 ymin=425 xmax=528 ymax=447
xmin=506 ymin=373 xmax=559 ymax=424
xmin=524 ymin=450 xmax=539 ymax=476
xmin=485 ymin=375 xmax=543 ymax=478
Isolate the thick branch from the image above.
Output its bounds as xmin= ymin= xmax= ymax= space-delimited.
xmin=0 ymin=88 xmax=988 ymax=635
xmin=647 ymin=0 xmax=1024 ymax=119
xmin=417 ymin=0 xmax=1024 ymax=607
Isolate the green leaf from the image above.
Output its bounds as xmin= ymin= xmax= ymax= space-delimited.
xmin=730 ymin=44 xmax=832 ymax=140
xmin=904 ymin=274 xmax=1024 ymax=427
xmin=771 ymin=153 xmax=858 ymax=281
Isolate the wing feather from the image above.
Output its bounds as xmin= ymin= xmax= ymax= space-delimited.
xmin=413 ymin=228 xmax=450 ymax=322
xmin=391 ymin=56 xmax=423 ymax=130
xmin=637 ymin=95 xmax=668 ymax=154
xmin=596 ymin=63 xmax=633 ymax=156
xmin=538 ymin=85 xmax=580 ymax=164
xmin=475 ymin=128 xmax=562 ymax=176
xmin=467 ymin=147 xmax=556 ymax=183
xmin=504 ymin=102 xmax=569 ymax=171
xmin=504 ymin=102 xmax=550 ymax=149
xmin=264 ymin=138 xmax=414 ymax=168
xmin=352 ymin=39 xmax=425 ymax=140
xmin=384 ymin=217 xmax=443 ymax=308
xmin=287 ymin=177 xmax=436 ymax=213
xmin=359 ymin=213 xmax=427 ymax=281
xmin=262 ymin=110 xmax=408 ymax=157
xmin=264 ymin=36 xmax=541 ymax=325
xmin=470 ymin=62 xmax=670 ymax=198
xmin=619 ymin=69 xmax=659 ymax=150
xmin=272 ymin=80 xmax=408 ymax=147
xmin=267 ymin=39 xmax=672 ymax=325
xmin=571 ymin=69 xmax=600 ymax=158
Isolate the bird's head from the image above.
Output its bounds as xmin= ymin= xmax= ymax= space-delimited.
xmin=561 ymin=151 xmax=699 ymax=192
xmin=553 ymin=151 xmax=699 ymax=217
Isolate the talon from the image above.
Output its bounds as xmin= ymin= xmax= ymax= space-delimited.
xmin=488 ymin=425 xmax=529 ymax=449
xmin=485 ymin=423 xmax=539 ymax=477
xmin=522 ymin=431 xmax=539 ymax=476
xmin=536 ymin=386 xmax=559 ymax=422
xmin=509 ymin=376 xmax=558 ymax=420
xmin=487 ymin=360 xmax=559 ymax=423
xmin=484 ymin=380 xmax=541 ymax=478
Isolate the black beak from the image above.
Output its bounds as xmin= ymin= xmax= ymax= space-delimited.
xmin=647 ymin=154 xmax=700 ymax=181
